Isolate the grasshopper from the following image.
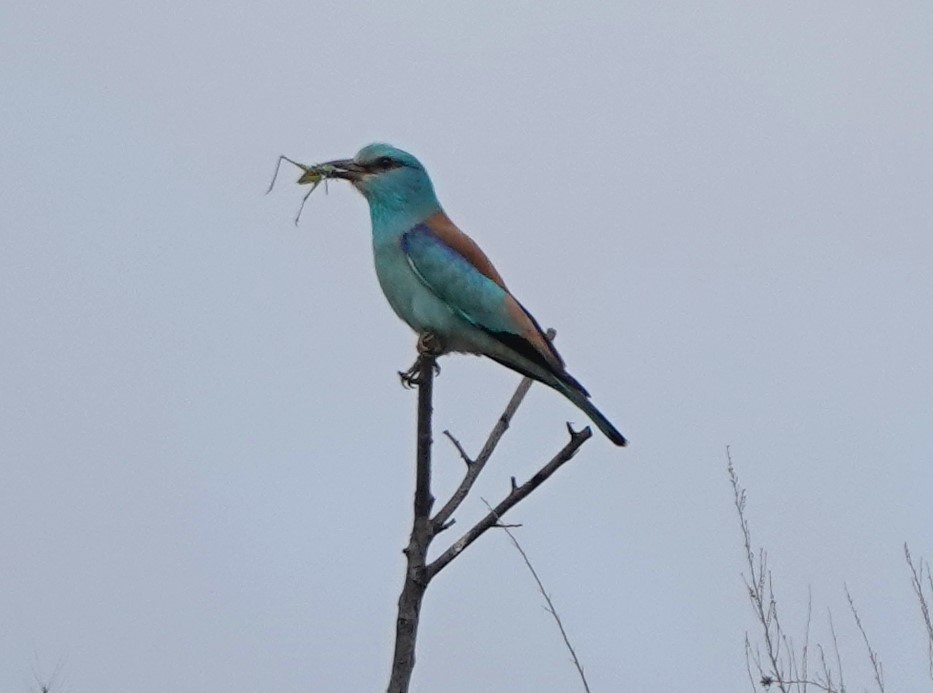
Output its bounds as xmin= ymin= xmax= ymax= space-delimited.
xmin=266 ymin=155 xmax=339 ymax=226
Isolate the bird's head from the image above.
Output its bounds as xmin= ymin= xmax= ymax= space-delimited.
xmin=320 ymin=144 xmax=441 ymax=222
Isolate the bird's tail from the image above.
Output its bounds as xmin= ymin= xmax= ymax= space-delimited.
xmin=558 ymin=383 xmax=628 ymax=447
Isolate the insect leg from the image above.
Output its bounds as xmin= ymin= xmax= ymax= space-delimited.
xmin=293 ymin=179 xmax=322 ymax=226
xmin=267 ymin=155 xmax=309 ymax=194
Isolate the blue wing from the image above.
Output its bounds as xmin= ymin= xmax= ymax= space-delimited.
xmin=400 ymin=224 xmax=519 ymax=335
xmin=400 ymin=224 xmax=626 ymax=445
xmin=400 ymin=224 xmax=582 ymax=388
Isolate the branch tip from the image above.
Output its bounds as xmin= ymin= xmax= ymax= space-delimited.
xmin=442 ymin=429 xmax=474 ymax=466
xmin=428 ymin=428 xmax=592 ymax=578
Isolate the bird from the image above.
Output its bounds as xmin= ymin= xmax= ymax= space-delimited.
xmin=313 ymin=143 xmax=627 ymax=446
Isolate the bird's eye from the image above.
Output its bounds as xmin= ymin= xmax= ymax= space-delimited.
xmin=377 ymin=156 xmax=398 ymax=169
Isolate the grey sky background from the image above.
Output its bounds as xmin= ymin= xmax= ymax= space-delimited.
xmin=2 ymin=2 xmax=932 ymax=691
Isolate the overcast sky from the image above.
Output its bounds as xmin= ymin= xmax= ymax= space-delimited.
xmin=2 ymin=2 xmax=932 ymax=692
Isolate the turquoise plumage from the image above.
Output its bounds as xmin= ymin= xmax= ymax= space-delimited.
xmin=315 ymin=143 xmax=627 ymax=446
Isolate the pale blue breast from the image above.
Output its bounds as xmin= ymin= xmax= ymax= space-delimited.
xmin=372 ymin=233 xmax=481 ymax=353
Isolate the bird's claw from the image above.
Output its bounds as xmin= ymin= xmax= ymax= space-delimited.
xmin=398 ymin=363 xmax=421 ymax=389
xmin=398 ymin=356 xmax=442 ymax=388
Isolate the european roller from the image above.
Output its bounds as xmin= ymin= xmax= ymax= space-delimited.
xmin=309 ymin=143 xmax=627 ymax=446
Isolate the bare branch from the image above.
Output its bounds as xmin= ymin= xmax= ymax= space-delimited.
xmin=428 ymin=424 xmax=592 ymax=579
xmin=845 ymin=585 xmax=884 ymax=693
xmin=905 ymin=543 xmax=933 ymax=680
xmin=802 ymin=587 xmax=812 ymax=693
xmin=773 ymin=680 xmax=839 ymax=693
xmin=481 ymin=499 xmax=591 ymax=693
xmin=728 ymin=447 xmax=792 ymax=693
xmin=827 ymin=611 xmax=845 ymax=693
xmin=389 ymin=329 xmax=598 ymax=691
xmin=442 ymin=430 xmax=474 ymax=466
xmin=431 ymin=328 xmax=556 ymax=532
xmin=388 ymin=354 xmax=437 ymax=693
xmin=432 ymin=374 xmax=534 ymax=530
xmin=746 ymin=634 xmax=762 ymax=693
xmin=30 ymin=652 xmax=68 ymax=693
xmin=413 ymin=358 xmax=436 ymax=520
xmin=816 ymin=643 xmax=835 ymax=693
xmin=728 ymin=448 xmax=857 ymax=693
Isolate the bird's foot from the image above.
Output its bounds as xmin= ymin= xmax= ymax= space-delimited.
xmin=398 ymin=355 xmax=441 ymax=388
xmin=416 ymin=331 xmax=443 ymax=356
xmin=398 ymin=333 xmax=443 ymax=388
